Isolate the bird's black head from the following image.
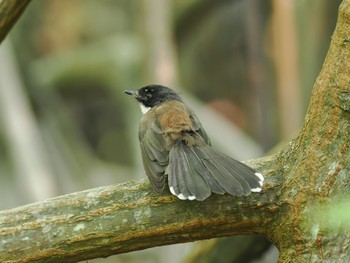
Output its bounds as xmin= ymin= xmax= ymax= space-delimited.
xmin=124 ymin=85 xmax=182 ymax=108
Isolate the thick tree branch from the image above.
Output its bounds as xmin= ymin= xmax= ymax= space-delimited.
xmin=0 ymin=156 xmax=280 ymax=263
xmin=268 ymin=0 xmax=350 ymax=261
xmin=0 ymin=0 xmax=31 ymax=43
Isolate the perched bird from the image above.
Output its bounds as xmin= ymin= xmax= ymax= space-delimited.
xmin=124 ymin=85 xmax=264 ymax=201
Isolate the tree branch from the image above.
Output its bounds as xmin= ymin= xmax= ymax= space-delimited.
xmin=0 ymin=156 xmax=279 ymax=263
xmin=0 ymin=0 xmax=31 ymax=43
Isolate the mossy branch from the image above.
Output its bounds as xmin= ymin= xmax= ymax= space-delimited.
xmin=0 ymin=156 xmax=279 ymax=263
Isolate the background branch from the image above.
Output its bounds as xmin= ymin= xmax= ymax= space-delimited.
xmin=0 ymin=0 xmax=31 ymax=43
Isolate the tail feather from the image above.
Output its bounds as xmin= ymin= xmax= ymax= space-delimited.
xmin=168 ymin=147 xmax=189 ymax=199
xmin=192 ymin=146 xmax=245 ymax=195
xmin=189 ymin=147 xmax=225 ymax=195
xmin=180 ymin=148 xmax=211 ymax=201
xmin=168 ymin=145 xmax=195 ymax=200
xmin=173 ymin=146 xmax=194 ymax=199
xmin=203 ymin=159 xmax=246 ymax=196
xmin=216 ymin=152 xmax=263 ymax=191
xmin=169 ymin=143 xmax=211 ymax=200
xmin=207 ymin=149 xmax=259 ymax=194
xmin=168 ymin=141 xmax=264 ymax=201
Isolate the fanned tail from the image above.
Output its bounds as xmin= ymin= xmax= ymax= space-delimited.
xmin=168 ymin=141 xmax=264 ymax=201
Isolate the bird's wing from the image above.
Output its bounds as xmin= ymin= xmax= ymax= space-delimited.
xmin=138 ymin=112 xmax=168 ymax=192
xmin=189 ymin=110 xmax=211 ymax=146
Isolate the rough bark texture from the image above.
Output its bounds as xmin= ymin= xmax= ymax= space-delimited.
xmin=266 ymin=0 xmax=350 ymax=262
xmin=1 ymin=0 xmax=350 ymax=262
xmin=0 ymin=0 xmax=31 ymax=43
xmin=268 ymin=0 xmax=350 ymax=261
xmin=0 ymin=156 xmax=279 ymax=263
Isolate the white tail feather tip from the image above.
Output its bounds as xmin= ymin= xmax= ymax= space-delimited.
xmin=255 ymin=172 xmax=264 ymax=183
xmin=177 ymin=193 xmax=187 ymax=200
xmin=251 ymin=187 xmax=262 ymax=192
xmin=188 ymin=196 xmax=196 ymax=200
xmin=170 ymin=186 xmax=176 ymax=195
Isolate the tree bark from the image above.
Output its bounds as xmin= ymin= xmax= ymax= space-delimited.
xmin=1 ymin=0 xmax=350 ymax=262
xmin=0 ymin=156 xmax=280 ymax=263
xmin=0 ymin=0 xmax=31 ymax=43
xmin=270 ymin=0 xmax=350 ymax=261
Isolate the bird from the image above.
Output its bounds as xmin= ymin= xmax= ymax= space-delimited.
xmin=124 ymin=84 xmax=264 ymax=201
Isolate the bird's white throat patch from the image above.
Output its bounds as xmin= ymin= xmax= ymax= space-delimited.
xmin=139 ymin=103 xmax=151 ymax=114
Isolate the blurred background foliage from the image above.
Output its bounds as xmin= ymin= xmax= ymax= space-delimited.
xmin=0 ymin=0 xmax=342 ymax=262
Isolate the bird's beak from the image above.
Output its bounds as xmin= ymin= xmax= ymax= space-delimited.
xmin=124 ymin=90 xmax=141 ymax=99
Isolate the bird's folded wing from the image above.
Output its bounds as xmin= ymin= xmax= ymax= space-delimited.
xmin=139 ymin=118 xmax=169 ymax=192
xmin=189 ymin=111 xmax=211 ymax=146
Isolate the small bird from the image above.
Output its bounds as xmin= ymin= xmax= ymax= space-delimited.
xmin=124 ymin=85 xmax=264 ymax=201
